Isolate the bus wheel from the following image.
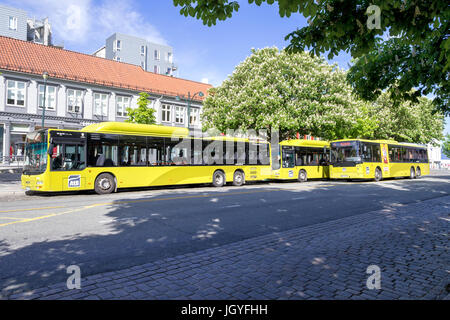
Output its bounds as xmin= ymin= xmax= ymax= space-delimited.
xmin=409 ymin=167 xmax=415 ymax=179
xmin=212 ymin=171 xmax=225 ymax=187
xmin=95 ymin=173 xmax=116 ymax=194
xmin=233 ymin=170 xmax=245 ymax=186
xmin=298 ymin=170 xmax=307 ymax=182
xmin=416 ymin=167 xmax=421 ymax=178
xmin=374 ymin=168 xmax=382 ymax=182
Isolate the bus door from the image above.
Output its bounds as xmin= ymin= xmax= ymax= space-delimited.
xmin=282 ymin=146 xmax=295 ymax=178
xmin=49 ymin=131 xmax=87 ymax=191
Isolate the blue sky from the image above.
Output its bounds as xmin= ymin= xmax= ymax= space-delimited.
xmin=3 ymin=0 xmax=448 ymax=135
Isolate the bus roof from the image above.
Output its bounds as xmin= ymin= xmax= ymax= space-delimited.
xmin=280 ymin=139 xmax=329 ymax=147
xmin=81 ymin=122 xmax=189 ymax=138
xmin=331 ymin=138 xmax=427 ymax=148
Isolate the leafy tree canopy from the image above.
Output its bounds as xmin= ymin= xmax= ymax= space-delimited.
xmin=201 ymin=47 xmax=378 ymax=141
xmin=201 ymin=47 xmax=444 ymax=143
xmin=173 ymin=0 xmax=449 ymax=114
xmin=125 ymin=92 xmax=156 ymax=125
xmin=443 ymin=134 xmax=450 ymax=158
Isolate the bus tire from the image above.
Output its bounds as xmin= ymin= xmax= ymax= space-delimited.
xmin=416 ymin=167 xmax=421 ymax=178
xmin=298 ymin=170 xmax=307 ymax=182
xmin=212 ymin=170 xmax=225 ymax=187
xmin=374 ymin=168 xmax=382 ymax=182
xmin=409 ymin=167 xmax=415 ymax=179
xmin=233 ymin=170 xmax=245 ymax=186
xmin=95 ymin=173 xmax=116 ymax=195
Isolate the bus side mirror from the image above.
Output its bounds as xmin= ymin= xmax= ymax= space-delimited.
xmin=47 ymin=144 xmax=54 ymax=155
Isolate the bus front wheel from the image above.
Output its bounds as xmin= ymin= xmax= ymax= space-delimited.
xmin=212 ymin=171 xmax=225 ymax=187
xmin=374 ymin=168 xmax=382 ymax=182
xmin=298 ymin=170 xmax=307 ymax=182
xmin=95 ymin=173 xmax=116 ymax=194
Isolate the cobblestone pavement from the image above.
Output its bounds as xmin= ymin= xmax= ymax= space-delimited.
xmin=3 ymin=195 xmax=449 ymax=300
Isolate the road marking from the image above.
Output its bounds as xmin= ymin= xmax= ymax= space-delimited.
xmin=0 ymin=189 xmax=280 ymax=228
xmin=0 ymin=206 xmax=65 ymax=214
xmin=222 ymin=204 xmax=241 ymax=208
xmin=0 ymin=217 xmax=26 ymax=220
xmin=0 ymin=207 xmax=86 ymax=227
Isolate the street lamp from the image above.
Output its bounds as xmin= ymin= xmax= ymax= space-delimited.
xmin=41 ymin=72 xmax=49 ymax=129
xmin=176 ymin=91 xmax=204 ymax=130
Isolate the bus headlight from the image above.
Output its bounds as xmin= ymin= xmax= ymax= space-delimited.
xmin=36 ymin=180 xmax=44 ymax=185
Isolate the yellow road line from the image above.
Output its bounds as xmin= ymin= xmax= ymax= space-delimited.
xmin=0 ymin=189 xmax=281 ymax=227
xmin=0 ymin=217 xmax=27 ymax=220
xmin=0 ymin=206 xmax=65 ymax=214
xmin=0 ymin=207 xmax=86 ymax=227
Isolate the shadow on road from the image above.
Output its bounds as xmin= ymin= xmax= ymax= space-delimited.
xmin=0 ymin=174 xmax=449 ymax=298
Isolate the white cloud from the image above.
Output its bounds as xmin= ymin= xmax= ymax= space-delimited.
xmin=5 ymin=0 xmax=167 ymax=48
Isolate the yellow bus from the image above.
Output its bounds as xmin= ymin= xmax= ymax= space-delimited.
xmin=329 ymin=139 xmax=430 ymax=181
xmin=21 ymin=122 xmax=272 ymax=194
xmin=271 ymin=139 xmax=330 ymax=182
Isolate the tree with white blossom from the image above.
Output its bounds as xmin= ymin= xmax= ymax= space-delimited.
xmin=201 ymin=47 xmax=377 ymax=141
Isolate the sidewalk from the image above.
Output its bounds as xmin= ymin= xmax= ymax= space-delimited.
xmin=3 ymin=194 xmax=449 ymax=300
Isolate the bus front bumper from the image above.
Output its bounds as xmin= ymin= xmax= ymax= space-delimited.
xmin=22 ymin=174 xmax=46 ymax=192
xmin=329 ymin=165 xmax=364 ymax=179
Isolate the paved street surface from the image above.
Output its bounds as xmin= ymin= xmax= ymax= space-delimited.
xmin=0 ymin=171 xmax=449 ymax=299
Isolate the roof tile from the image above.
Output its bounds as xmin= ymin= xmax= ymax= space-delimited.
xmin=0 ymin=36 xmax=212 ymax=100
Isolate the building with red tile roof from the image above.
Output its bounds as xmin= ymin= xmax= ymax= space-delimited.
xmin=0 ymin=35 xmax=212 ymax=163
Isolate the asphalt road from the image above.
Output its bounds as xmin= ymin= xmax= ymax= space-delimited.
xmin=0 ymin=172 xmax=449 ymax=295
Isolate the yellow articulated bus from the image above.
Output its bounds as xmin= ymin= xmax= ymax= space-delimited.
xmin=21 ymin=122 xmax=272 ymax=194
xmin=271 ymin=139 xmax=330 ymax=182
xmin=329 ymin=139 xmax=430 ymax=181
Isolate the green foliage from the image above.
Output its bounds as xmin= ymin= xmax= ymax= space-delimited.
xmin=173 ymin=0 xmax=450 ymax=114
xmin=442 ymin=134 xmax=450 ymax=158
xmin=125 ymin=92 xmax=156 ymax=125
xmin=368 ymin=92 xmax=444 ymax=145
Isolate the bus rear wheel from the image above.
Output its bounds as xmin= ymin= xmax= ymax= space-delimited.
xmin=298 ymin=170 xmax=307 ymax=182
xmin=233 ymin=170 xmax=245 ymax=186
xmin=212 ymin=171 xmax=225 ymax=187
xmin=374 ymin=168 xmax=382 ymax=182
xmin=416 ymin=167 xmax=421 ymax=178
xmin=409 ymin=167 xmax=415 ymax=179
xmin=95 ymin=173 xmax=115 ymax=194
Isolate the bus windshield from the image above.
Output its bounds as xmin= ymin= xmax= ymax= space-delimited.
xmin=330 ymin=141 xmax=361 ymax=164
xmin=23 ymin=130 xmax=48 ymax=174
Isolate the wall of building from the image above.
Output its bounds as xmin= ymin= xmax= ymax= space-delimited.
xmin=0 ymin=5 xmax=27 ymax=41
xmin=0 ymin=70 xmax=202 ymax=163
xmin=105 ymin=33 xmax=176 ymax=75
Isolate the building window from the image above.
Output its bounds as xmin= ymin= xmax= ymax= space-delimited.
xmin=166 ymin=52 xmax=172 ymax=63
xmin=161 ymin=104 xmax=171 ymax=122
xmin=140 ymin=45 xmax=146 ymax=56
xmin=6 ymin=80 xmax=26 ymax=106
xmin=154 ymin=49 xmax=160 ymax=60
xmin=114 ymin=40 xmax=121 ymax=51
xmin=174 ymin=106 xmax=185 ymax=124
xmin=190 ymin=108 xmax=200 ymax=126
xmin=114 ymin=56 xmax=121 ymax=62
xmin=141 ymin=61 xmax=145 ymax=69
xmin=93 ymin=93 xmax=108 ymax=116
xmin=38 ymin=85 xmax=56 ymax=110
xmin=67 ymin=89 xmax=83 ymax=113
xmin=116 ymin=96 xmax=130 ymax=117
xmin=9 ymin=17 xmax=17 ymax=30
xmin=153 ymin=65 xmax=160 ymax=74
